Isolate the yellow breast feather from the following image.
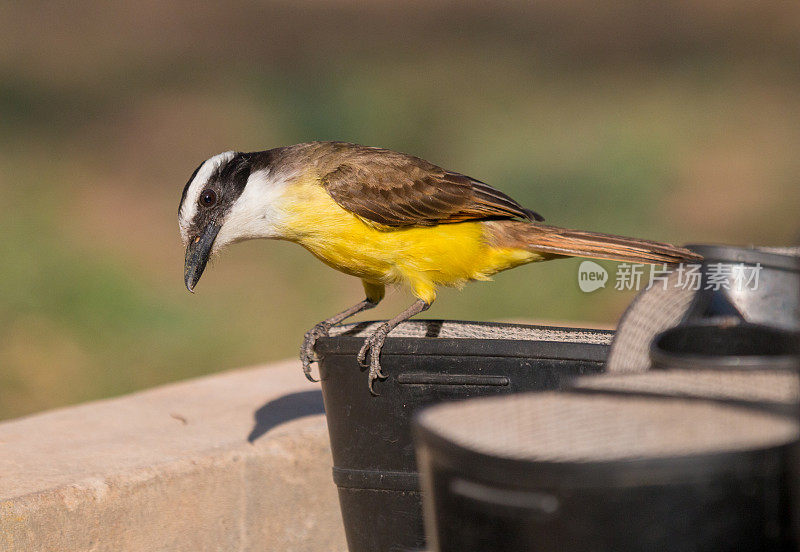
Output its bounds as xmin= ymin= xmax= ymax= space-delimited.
xmin=278 ymin=178 xmax=544 ymax=303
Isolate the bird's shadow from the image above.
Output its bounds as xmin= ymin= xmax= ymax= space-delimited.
xmin=247 ymin=390 xmax=326 ymax=443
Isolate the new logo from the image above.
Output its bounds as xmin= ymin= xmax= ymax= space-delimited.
xmin=578 ymin=260 xmax=608 ymax=293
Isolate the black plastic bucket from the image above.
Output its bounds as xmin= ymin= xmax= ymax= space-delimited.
xmin=651 ymin=323 xmax=800 ymax=372
xmin=316 ymin=320 xmax=612 ymax=552
xmin=414 ymin=392 xmax=800 ymax=552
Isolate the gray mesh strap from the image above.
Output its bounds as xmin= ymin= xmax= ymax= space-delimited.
xmin=607 ymin=270 xmax=696 ymax=373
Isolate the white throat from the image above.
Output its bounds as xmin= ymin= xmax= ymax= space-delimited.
xmin=212 ymin=169 xmax=290 ymax=252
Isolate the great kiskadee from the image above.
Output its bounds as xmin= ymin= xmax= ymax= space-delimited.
xmin=179 ymin=141 xmax=701 ymax=393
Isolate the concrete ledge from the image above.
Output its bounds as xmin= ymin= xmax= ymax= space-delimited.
xmin=0 ymin=360 xmax=346 ymax=552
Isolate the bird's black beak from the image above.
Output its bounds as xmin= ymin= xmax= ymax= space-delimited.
xmin=184 ymin=222 xmax=221 ymax=292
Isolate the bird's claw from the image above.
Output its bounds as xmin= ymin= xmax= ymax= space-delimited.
xmin=359 ymin=323 xmax=391 ymax=395
xmin=367 ymin=361 xmax=388 ymax=395
xmin=356 ymin=339 xmax=371 ymax=368
xmin=300 ymin=322 xmax=331 ymax=382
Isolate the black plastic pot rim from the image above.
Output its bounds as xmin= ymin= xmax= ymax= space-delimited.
xmin=316 ymin=321 xmax=613 ymax=361
xmin=413 ymin=414 xmax=797 ymax=491
xmin=317 ymin=337 xmax=611 ymax=362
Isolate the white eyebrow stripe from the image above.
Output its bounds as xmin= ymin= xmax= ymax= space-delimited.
xmin=179 ymin=151 xmax=236 ymax=242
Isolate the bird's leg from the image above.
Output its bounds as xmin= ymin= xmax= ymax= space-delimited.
xmin=357 ymin=298 xmax=430 ymax=394
xmin=300 ymin=298 xmax=379 ymax=382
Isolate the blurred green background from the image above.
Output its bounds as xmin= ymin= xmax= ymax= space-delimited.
xmin=2 ymin=1 xmax=799 ymax=420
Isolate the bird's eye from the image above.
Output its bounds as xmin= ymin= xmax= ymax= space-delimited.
xmin=200 ymin=189 xmax=217 ymax=207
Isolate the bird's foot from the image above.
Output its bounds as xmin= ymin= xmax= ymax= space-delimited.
xmin=357 ymin=322 xmax=391 ymax=395
xmin=300 ymin=322 xmax=331 ymax=382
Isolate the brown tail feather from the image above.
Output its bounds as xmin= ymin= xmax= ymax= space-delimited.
xmin=485 ymin=221 xmax=703 ymax=265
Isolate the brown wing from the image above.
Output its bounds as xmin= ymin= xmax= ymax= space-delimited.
xmin=319 ymin=147 xmax=543 ymax=227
